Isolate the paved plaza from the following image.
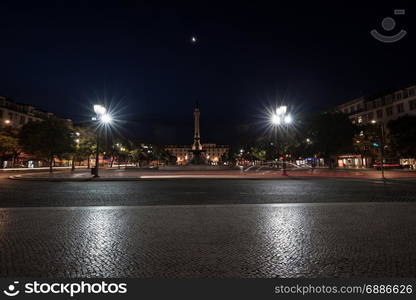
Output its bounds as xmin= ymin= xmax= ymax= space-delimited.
xmin=1 ymin=173 xmax=416 ymax=277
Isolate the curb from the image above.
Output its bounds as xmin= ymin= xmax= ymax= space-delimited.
xmin=9 ymin=175 xmax=94 ymax=182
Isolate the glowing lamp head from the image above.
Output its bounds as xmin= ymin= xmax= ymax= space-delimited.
xmin=94 ymin=104 xmax=106 ymax=115
xmin=101 ymin=114 xmax=112 ymax=124
xmin=371 ymin=120 xmax=377 ymax=124
xmin=271 ymin=114 xmax=281 ymax=125
xmin=284 ymin=115 xmax=292 ymax=124
xmin=4 ymin=120 xmax=11 ymax=124
xmin=276 ymin=106 xmax=287 ymax=116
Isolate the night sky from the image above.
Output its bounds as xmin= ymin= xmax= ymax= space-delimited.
xmin=1 ymin=1 xmax=415 ymax=144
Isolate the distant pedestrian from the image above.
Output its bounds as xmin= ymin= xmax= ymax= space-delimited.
xmin=310 ymin=162 xmax=316 ymax=174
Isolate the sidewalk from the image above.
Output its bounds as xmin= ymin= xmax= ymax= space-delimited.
xmin=8 ymin=168 xmax=416 ymax=181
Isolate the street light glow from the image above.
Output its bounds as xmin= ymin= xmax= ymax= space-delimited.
xmin=284 ymin=114 xmax=292 ymax=124
xmin=101 ymin=114 xmax=112 ymax=124
xmin=276 ymin=106 xmax=287 ymax=116
xmin=271 ymin=114 xmax=281 ymax=125
xmin=266 ymin=105 xmax=294 ymax=176
xmin=270 ymin=106 xmax=293 ymax=126
xmin=94 ymin=104 xmax=106 ymax=115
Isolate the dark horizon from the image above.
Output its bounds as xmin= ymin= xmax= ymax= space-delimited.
xmin=1 ymin=1 xmax=415 ymax=144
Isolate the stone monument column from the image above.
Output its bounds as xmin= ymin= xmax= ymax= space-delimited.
xmin=192 ymin=101 xmax=202 ymax=151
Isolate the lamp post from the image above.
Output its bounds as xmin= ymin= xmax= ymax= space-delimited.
xmin=371 ymin=120 xmax=385 ymax=181
xmin=271 ymin=106 xmax=292 ymax=176
xmin=71 ymin=132 xmax=80 ymax=172
xmin=92 ymin=104 xmax=112 ymax=177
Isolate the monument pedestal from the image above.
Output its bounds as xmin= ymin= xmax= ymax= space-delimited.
xmin=189 ymin=149 xmax=206 ymax=165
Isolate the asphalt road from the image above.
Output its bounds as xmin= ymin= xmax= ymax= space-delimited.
xmin=1 ymin=177 xmax=416 ymax=277
xmin=1 ymin=177 xmax=416 ymax=207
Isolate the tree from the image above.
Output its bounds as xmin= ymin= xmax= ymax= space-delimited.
xmin=220 ymin=147 xmax=237 ymax=165
xmin=0 ymin=134 xmax=19 ymax=168
xmin=71 ymin=126 xmax=96 ymax=170
xmin=0 ymin=125 xmax=20 ymax=168
xmin=19 ymin=118 xmax=75 ymax=172
xmin=128 ymin=141 xmax=149 ymax=167
xmin=306 ymin=112 xmax=356 ymax=168
xmin=147 ymin=145 xmax=176 ymax=166
xmin=352 ymin=124 xmax=381 ymax=167
xmin=388 ymin=115 xmax=416 ymax=158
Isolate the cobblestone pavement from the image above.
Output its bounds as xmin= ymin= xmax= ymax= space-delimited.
xmin=1 ymin=203 xmax=416 ymax=277
xmin=1 ymin=178 xmax=416 ymax=277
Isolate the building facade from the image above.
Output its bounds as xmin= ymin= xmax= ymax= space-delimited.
xmin=337 ymin=85 xmax=416 ymax=125
xmin=165 ymin=143 xmax=229 ymax=165
xmin=0 ymin=96 xmax=56 ymax=128
xmin=0 ymin=96 xmax=74 ymax=168
xmin=336 ymin=84 xmax=416 ymax=168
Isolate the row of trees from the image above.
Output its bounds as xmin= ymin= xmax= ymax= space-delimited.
xmin=2 ymin=113 xmax=415 ymax=170
xmin=221 ymin=113 xmax=416 ymax=167
xmin=0 ymin=117 xmax=176 ymax=172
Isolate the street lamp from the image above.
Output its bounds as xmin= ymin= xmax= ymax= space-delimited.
xmin=92 ymin=104 xmax=112 ymax=177
xmin=371 ymin=119 xmax=386 ymax=181
xmin=270 ymin=105 xmax=293 ymax=175
xmin=101 ymin=114 xmax=112 ymax=124
xmin=72 ymin=132 xmax=81 ymax=172
xmin=94 ymin=104 xmax=106 ymax=115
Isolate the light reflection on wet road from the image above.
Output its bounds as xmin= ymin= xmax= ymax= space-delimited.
xmin=0 ymin=178 xmax=416 ymax=277
xmin=1 ymin=202 xmax=416 ymax=277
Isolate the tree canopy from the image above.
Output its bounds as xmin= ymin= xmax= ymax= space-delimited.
xmin=19 ymin=118 xmax=75 ymax=172
xmin=305 ymin=112 xmax=356 ymax=166
xmin=388 ymin=115 xmax=416 ymax=158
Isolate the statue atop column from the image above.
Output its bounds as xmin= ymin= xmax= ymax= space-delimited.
xmin=192 ymin=101 xmax=202 ymax=151
xmin=190 ymin=101 xmax=205 ymax=164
